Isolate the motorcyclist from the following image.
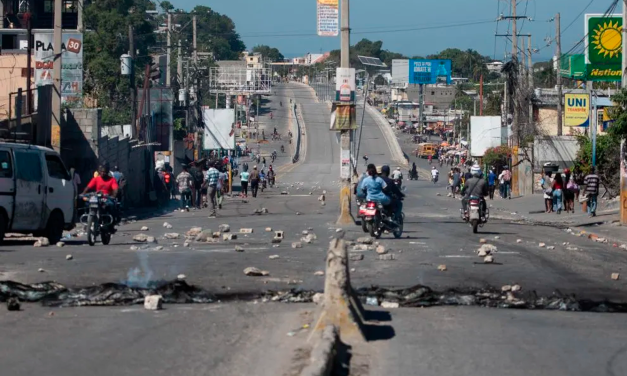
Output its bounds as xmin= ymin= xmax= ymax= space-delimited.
xmin=360 ymin=164 xmax=391 ymax=209
xmin=461 ymin=165 xmax=488 ymax=218
xmin=431 ymin=166 xmax=439 ymax=183
xmin=83 ymin=162 xmax=120 ymax=224
xmin=410 ymin=162 xmax=418 ymax=180
xmin=391 ymin=166 xmax=403 ymax=181
xmin=281 ymin=145 xmax=285 ymax=153
xmin=363 ymin=155 xmax=369 ymax=166
xmin=379 ymin=165 xmax=405 ymax=223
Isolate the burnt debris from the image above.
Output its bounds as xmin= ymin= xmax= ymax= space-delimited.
xmin=1 ymin=281 xmax=627 ymax=313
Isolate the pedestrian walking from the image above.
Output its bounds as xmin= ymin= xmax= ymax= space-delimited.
xmin=499 ymin=167 xmax=512 ymax=199
xmin=564 ymin=169 xmax=578 ymax=213
xmin=584 ymin=167 xmax=600 ymax=217
xmin=541 ymin=172 xmax=553 ymax=213
xmin=240 ymin=166 xmax=250 ymax=197
xmin=552 ymin=172 xmax=564 ymax=214
xmin=451 ymin=168 xmax=461 ymax=198
xmin=487 ymin=169 xmax=496 ymax=200
xmin=249 ymin=165 xmax=260 ymax=198
xmin=206 ymin=163 xmax=220 ymax=217
xmin=176 ymin=165 xmax=193 ymax=212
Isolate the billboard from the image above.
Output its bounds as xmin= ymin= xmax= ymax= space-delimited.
xmin=391 ymin=59 xmax=409 ymax=85
xmin=202 ymin=108 xmax=235 ymax=150
xmin=335 ymin=68 xmax=355 ymax=103
xmin=470 ymin=116 xmax=507 ymax=157
xmin=559 ymin=54 xmax=586 ymax=79
xmin=317 ymin=0 xmax=339 ymax=37
xmin=330 ymin=103 xmax=357 ymax=131
xmin=408 ymin=59 xmax=452 ymax=85
xmin=564 ymin=93 xmax=590 ymax=127
xmin=34 ymin=32 xmax=83 ymax=104
xmin=585 ymin=14 xmax=622 ymax=81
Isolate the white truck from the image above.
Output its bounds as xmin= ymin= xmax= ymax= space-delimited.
xmin=0 ymin=143 xmax=76 ymax=243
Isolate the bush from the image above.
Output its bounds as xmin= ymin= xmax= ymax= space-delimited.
xmin=483 ymin=145 xmax=511 ymax=170
xmin=574 ymin=134 xmax=620 ymax=197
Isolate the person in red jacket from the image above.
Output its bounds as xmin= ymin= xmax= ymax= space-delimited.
xmin=83 ymin=163 xmax=120 ymax=223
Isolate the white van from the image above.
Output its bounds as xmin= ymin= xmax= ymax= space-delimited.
xmin=0 ymin=143 xmax=75 ymax=243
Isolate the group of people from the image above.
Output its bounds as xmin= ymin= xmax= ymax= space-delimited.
xmin=355 ymin=164 xmax=405 ymax=223
xmin=239 ymin=164 xmax=275 ymax=198
xmin=175 ymin=160 xmax=229 ymax=217
xmin=540 ymin=167 xmax=600 ymax=216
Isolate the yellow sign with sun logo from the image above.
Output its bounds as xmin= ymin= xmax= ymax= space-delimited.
xmin=586 ymin=15 xmax=622 ymax=81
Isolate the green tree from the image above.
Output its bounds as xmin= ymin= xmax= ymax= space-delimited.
xmin=83 ymin=0 xmax=156 ymax=124
xmin=533 ymin=61 xmax=556 ymax=88
xmin=159 ymin=0 xmax=174 ymax=12
xmin=252 ymin=45 xmax=285 ymax=62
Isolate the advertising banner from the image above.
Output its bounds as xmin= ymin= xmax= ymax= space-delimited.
xmin=34 ymin=32 xmax=83 ymax=104
xmin=585 ymin=14 xmax=622 ymax=81
xmin=564 ymin=93 xmax=590 ymax=127
xmin=330 ymin=103 xmax=357 ymax=131
xmin=202 ymin=108 xmax=236 ymax=150
xmin=559 ymin=54 xmax=586 ymax=79
xmin=470 ymin=116 xmax=506 ymax=157
xmin=317 ymin=0 xmax=339 ymax=37
xmin=335 ymin=67 xmax=356 ymax=103
xmin=408 ymin=59 xmax=452 ymax=85
xmin=391 ymin=59 xmax=409 ymax=85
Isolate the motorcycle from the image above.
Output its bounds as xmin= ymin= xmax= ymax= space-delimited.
xmin=261 ymin=177 xmax=267 ymax=191
xmin=409 ymin=170 xmax=418 ymax=180
xmin=358 ymin=200 xmax=404 ymax=239
xmin=281 ymin=145 xmax=285 ymax=153
xmin=460 ymin=196 xmax=489 ymax=233
xmin=432 ymin=174 xmax=439 ymax=184
xmin=79 ymin=193 xmax=116 ymax=246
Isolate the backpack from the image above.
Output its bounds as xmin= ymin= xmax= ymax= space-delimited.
xmin=194 ymin=169 xmax=204 ymax=184
xmin=503 ymin=170 xmax=512 ymax=182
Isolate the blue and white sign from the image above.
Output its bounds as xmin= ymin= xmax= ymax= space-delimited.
xmin=408 ymin=59 xmax=452 ymax=85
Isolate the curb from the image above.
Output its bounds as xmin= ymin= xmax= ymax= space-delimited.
xmin=365 ymin=104 xmax=408 ymax=167
xmin=299 ymin=325 xmax=339 ymax=376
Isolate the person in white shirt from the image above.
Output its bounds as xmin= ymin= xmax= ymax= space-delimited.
xmin=391 ymin=167 xmax=403 ymax=180
xmin=431 ymin=166 xmax=439 ymax=183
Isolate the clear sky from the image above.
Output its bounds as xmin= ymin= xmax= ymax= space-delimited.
xmin=171 ymin=0 xmax=618 ymax=61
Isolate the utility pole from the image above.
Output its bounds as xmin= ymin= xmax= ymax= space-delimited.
xmin=338 ymin=0 xmax=352 ymax=225
xmin=25 ymin=12 xmax=32 ymax=114
xmin=177 ymin=40 xmax=183 ymax=89
xmin=129 ymin=24 xmax=137 ymax=139
xmin=621 ymin=1 xmax=627 ymax=224
xmin=511 ymin=0 xmax=518 ymax=145
xmin=556 ymin=12 xmax=563 ymax=136
xmin=527 ymin=35 xmax=534 ymax=138
xmin=166 ymin=13 xmax=171 ymax=87
xmin=51 ymin=0 xmax=63 ymax=150
xmin=193 ymin=15 xmax=198 ymax=64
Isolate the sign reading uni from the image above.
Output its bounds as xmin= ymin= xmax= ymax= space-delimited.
xmin=34 ymin=32 xmax=84 ymax=104
xmin=317 ymin=0 xmax=339 ymax=37
xmin=564 ymin=93 xmax=590 ymax=127
xmin=585 ymin=14 xmax=622 ymax=82
xmin=408 ymin=59 xmax=452 ymax=85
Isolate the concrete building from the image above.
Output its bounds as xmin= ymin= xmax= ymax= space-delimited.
xmin=406 ymin=85 xmax=456 ymax=110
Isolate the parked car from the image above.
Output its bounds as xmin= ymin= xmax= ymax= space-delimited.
xmin=0 ymin=143 xmax=75 ymax=243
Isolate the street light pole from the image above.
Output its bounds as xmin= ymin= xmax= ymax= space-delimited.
xmin=338 ymin=0 xmax=352 ymax=224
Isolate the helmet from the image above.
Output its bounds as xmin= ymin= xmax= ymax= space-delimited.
xmin=381 ymin=165 xmax=391 ymax=176
xmin=396 ymin=167 xmax=401 ymax=171
xmin=471 ymin=165 xmax=481 ymax=177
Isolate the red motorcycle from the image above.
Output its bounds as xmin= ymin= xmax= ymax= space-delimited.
xmin=358 ymin=200 xmax=403 ymax=239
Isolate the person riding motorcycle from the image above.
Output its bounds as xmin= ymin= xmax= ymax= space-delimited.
xmin=281 ymin=145 xmax=285 ymax=153
xmin=379 ymin=165 xmax=405 ymax=223
xmin=461 ymin=165 xmax=488 ymax=218
xmin=431 ymin=166 xmax=439 ymax=183
xmin=82 ymin=162 xmax=120 ymax=225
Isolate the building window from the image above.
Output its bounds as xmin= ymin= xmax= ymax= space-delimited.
xmin=63 ymin=0 xmax=77 ymax=13
xmin=44 ymin=0 xmax=54 ymax=13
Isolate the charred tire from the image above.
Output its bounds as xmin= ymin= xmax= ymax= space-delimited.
xmin=46 ymin=211 xmax=64 ymax=244
xmin=101 ymin=230 xmax=111 ymax=245
xmin=471 ymin=219 xmax=479 ymax=234
xmin=87 ymin=214 xmax=96 ymax=246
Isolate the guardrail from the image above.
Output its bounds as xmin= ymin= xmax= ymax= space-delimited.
xmin=292 ymin=103 xmax=301 ymax=163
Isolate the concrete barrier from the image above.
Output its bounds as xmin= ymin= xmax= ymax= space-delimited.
xmin=292 ymin=104 xmax=302 ymax=163
xmin=299 ymin=325 xmax=338 ymax=376
xmin=313 ymin=237 xmax=366 ymax=342
xmin=365 ymin=103 xmax=408 ymax=167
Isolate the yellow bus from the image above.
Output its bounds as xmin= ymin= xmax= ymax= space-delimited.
xmin=415 ymin=143 xmax=438 ymax=158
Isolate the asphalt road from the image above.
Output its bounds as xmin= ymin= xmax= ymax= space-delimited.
xmin=2 ymin=83 xmax=627 ymax=376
